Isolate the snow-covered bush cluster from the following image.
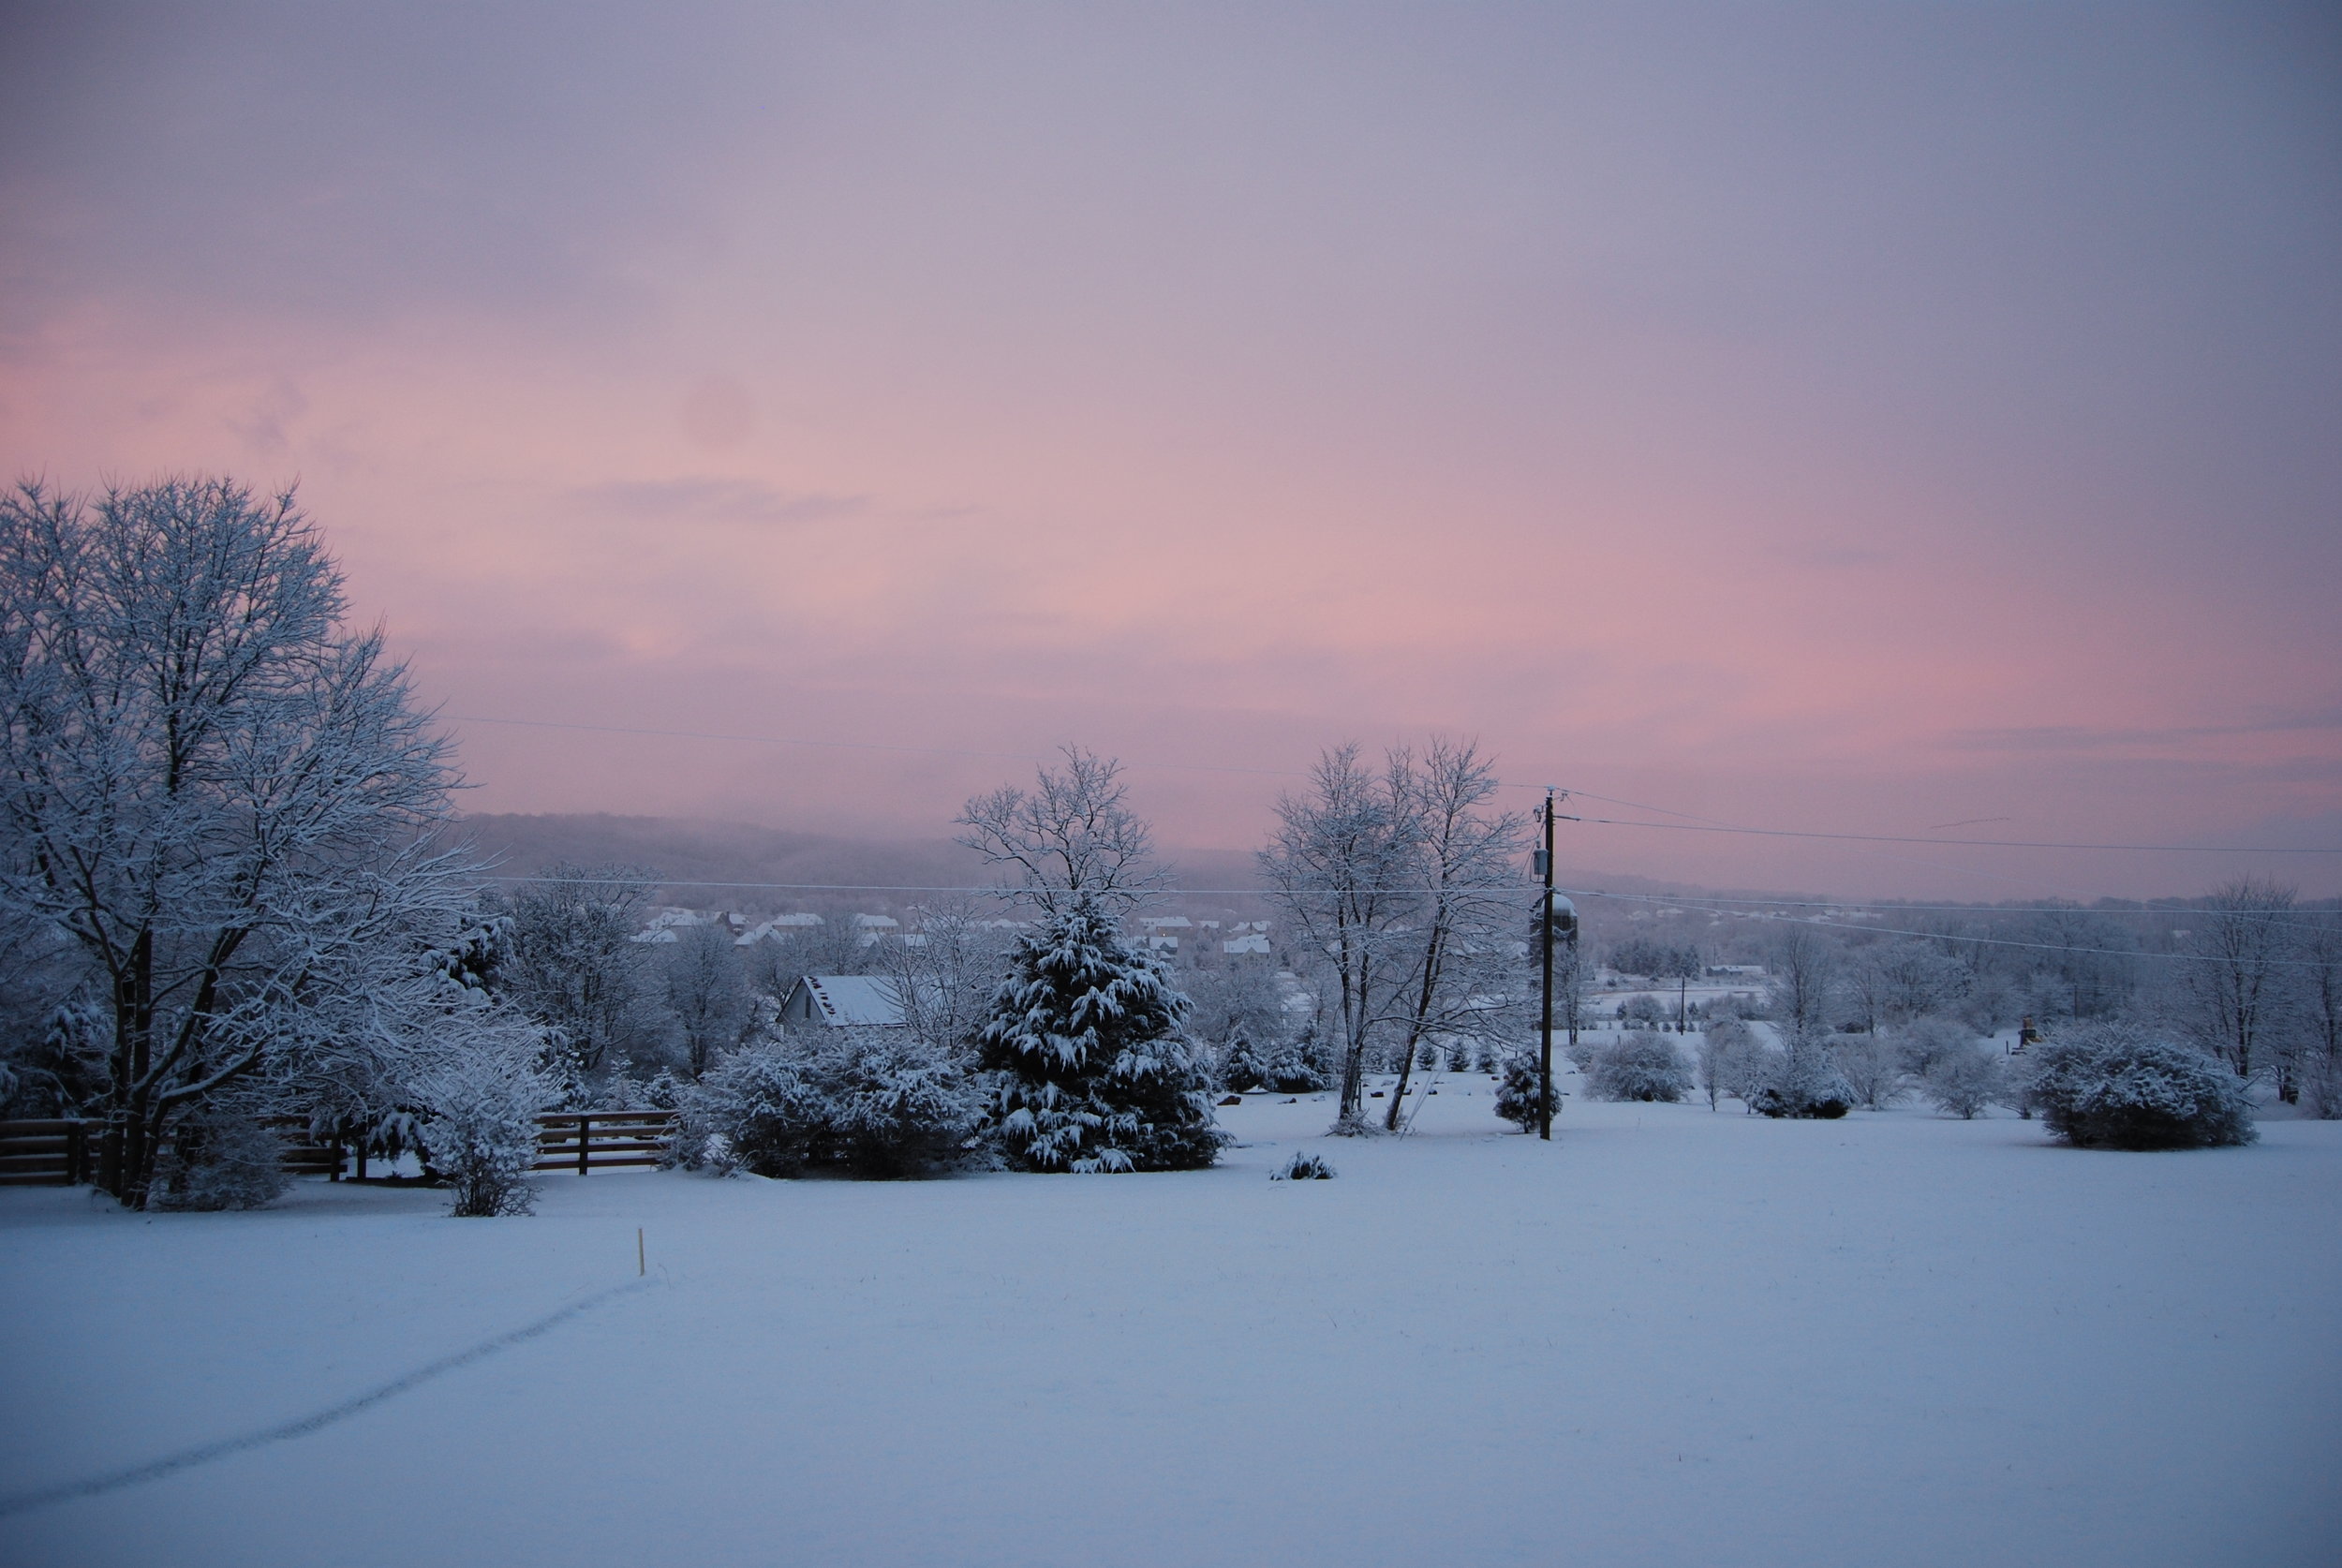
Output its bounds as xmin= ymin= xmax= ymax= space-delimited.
xmin=1747 ymin=1033 xmax=1855 ymax=1119
xmin=147 ymin=1098 xmax=290 ymax=1212
xmin=675 ymin=1028 xmax=978 ymax=1179
xmin=2026 ymin=1024 xmax=2257 ymax=1150
xmin=1585 ymin=1036 xmax=1691 ymax=1102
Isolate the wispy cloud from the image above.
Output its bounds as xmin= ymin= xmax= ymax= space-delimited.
xmin=568 ymin=478 xmax=868 ymax=526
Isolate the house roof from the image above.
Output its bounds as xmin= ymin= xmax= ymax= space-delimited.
xmin=787 ymin=974 xmax=912 ymax=1027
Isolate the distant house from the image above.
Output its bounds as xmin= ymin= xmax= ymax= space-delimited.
xmin=737 ymin=912 xmax=823 ymax=947
xmin=1223 ymin=933 xmax=1271 ymax=956
xmin=779 ymin=975 xmax=912 ymax=1028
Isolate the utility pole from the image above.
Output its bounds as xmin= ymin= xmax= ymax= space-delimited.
xmin=1538 ymin=789 xmax=1557 ymax=1141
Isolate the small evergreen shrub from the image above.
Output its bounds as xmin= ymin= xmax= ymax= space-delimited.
xmin=1272 ymin=1151 xmax=1336 ymax=1180
xmin=1494 ymin=1056 xmax=1559 ymax=1132
xmin=2028 ymin=1025 xmax=2256 ymax=1150
xmin=1587 ymin=1036 xmax=1691 ymax=1102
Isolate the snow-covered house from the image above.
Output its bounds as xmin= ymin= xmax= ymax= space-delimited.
xmin=737 ymin=912 xmax=823 ymax=947
xmin=1223 ymin=933 xmax=1271 ymax=957
xmin=779 ymin=975 xmax=912 ymax=1028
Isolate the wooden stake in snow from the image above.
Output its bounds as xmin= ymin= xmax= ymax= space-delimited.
xmin=637 ymin=1228 xmax=645 ymax=1277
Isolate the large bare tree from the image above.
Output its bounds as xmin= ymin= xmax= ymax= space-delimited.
xmin=2176 ymin=876 xmax=2298 ymax=1090
xmin=0 ymin=479 xmax=486 ymax=1206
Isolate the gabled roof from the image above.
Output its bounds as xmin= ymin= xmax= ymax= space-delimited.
xmin=785 ymin=974 xmax=912 ymax=1027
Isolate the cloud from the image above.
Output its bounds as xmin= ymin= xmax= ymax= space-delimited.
xmin=567 ymin=478 xmax=867 ymax=526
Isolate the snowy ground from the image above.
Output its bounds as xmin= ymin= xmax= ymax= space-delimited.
xmin=4 ymin=1073 xmax=2336 ymax=1568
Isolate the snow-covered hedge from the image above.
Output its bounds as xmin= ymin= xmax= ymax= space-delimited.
xmin=1586 ymin=1036 xmax=1691 ymax=1102
xmin=148 ymin=1101 xmax=290 ymax=1212
xmin=2027 ymin=1025 xmax=2256 ymax=1150
xmin=677 ymin=1028 xmax=980 ymax=1179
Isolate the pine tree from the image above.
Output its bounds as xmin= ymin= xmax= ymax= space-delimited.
xmin=979 ymin=895 xmax=1220 ymax=1172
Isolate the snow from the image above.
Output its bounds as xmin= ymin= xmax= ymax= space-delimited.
xmin=3 ymin=1082 xmax=2336 ymax=1567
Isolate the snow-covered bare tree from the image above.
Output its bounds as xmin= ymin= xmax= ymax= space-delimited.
xmin=956 ymin=746 xmax=1167 ymax=915
xmin=2173 ymin=877 xmax=2298 ymax=1092
xmin=0 ymin=478 xmax=494 ymax=1206
xmin=2297 ymin=913 xmax=2342 ymax=1118
xmin=1376 ymin=739 xmax=1532 ymax=1131
xmin=662 ymin=920 xmax=750 ymax=1077
xmin=496 ymin=863 xmax=673 ymax=1087
xmin=1258 ymin=744 xmax=1425 ymax=1133
xmin=1765 ymin=924 xmax=1840 ymax=1039
xmin=878 ymin=896 xmax=1014 ymax=1063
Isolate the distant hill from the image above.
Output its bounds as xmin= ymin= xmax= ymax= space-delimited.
xmin=452 ymin=813 xmax=1272 ymax=918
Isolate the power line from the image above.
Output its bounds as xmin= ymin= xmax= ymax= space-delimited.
xmin=442 ymin=710 xmax=2339 ymax=858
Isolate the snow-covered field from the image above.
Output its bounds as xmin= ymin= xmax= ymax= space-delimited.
xmin=4 ymin=1077 xmax=2336 ymax=1568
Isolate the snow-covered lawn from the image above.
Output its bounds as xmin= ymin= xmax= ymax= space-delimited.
xmin=4 ymin=1081 xmax=2335 ymax=1568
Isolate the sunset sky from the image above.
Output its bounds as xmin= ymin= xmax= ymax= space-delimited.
xmin=3 ymin=3 xmax=2336 ymax=898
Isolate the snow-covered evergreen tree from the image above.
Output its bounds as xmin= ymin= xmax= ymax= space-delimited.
xmin=979 ymin=895 xmax=1219 ymax=1173
xmin=2027 ymin=1023 xmax=2255 ymax=1149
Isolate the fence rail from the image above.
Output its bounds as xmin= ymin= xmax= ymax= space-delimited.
xmin=0 ymin=1110 xmax=679 ymax=1186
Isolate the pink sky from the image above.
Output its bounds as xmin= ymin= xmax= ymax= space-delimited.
xmin=3 ymin=4 xmax=2337 ymax=897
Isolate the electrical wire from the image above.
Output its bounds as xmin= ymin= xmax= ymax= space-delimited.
xmin=441 ymin=711 xmax=2339 ymax=858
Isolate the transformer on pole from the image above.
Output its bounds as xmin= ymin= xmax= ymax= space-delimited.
xmin=1534 ymin=788 xmax=1578 ymax=1142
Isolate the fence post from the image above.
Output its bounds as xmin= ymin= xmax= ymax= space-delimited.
xmin=66 ymin=1121 xmax=84 ymax=1186
xmin=578 ymin=1113 xmax=591 ymax=1176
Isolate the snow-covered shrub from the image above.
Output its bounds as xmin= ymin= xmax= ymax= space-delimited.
xmin=1830 ymin=1031 xmax=1907 ymax=1110
xmin=419 ymin=1048 xmax=557 ymax=1216
xmin=2027 ymin=1024 xmax=2256 ymax=1150
xmin=1748 ymin=1033 xmax=1854 ymax=1119
xmin=1218 ymin=1029 xmax=1323 ymax=1094
xmin=1695 ymin=1017 xmax=1765 ymax=1111
xmin=1272 ymin=1150 xmax=1335 ymax=1179
xmin=1494 ymin=1055 xmax=1559 ymax=1132
xmin=1618 ymin=995 xmax=1667 ymax=1028
xmin=978 ymin=896 xmax=1220 ymax=1173
xmin=1894 ymin=1016 xmax=1979 ymax=1083
xmin=148 ymin=1101 xmax=290 ymax=1211
xmin=1923 ymin=1043 xmax=2005 ymax=1119
xmin=676 ymin=1028 xmax=980 ymax=1179
xmin=801 ymin=1027 xmax=982 ymax=1178
xmin=674 ymin=1039 xmax=824 ymax=1176
xmin=1586 ymin=1036 xmax=1691 ymax=1102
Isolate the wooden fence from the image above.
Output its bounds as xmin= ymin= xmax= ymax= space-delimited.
xmin=0 ymin=1110 xmax=677 ymax=1186
xmin=531 ymin=1111 xmax=677 ymax=1175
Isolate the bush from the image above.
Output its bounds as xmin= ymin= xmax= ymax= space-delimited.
xmin=1748 ymin=1034 xmax=1853 ymax=1119
xmin=1220 ymin=1030 xmax=1326 ymax=1095
xmin=148 ymin=1103 xmax=290 ymax=1211
xmin=1587 ymin=1036 xmax=1690 ymax=1102
xmin=1272 ymin=1151 xmax=1336 ymax=1180
xmin=419 ymin=1049 xmax=557 ymax=1217
xmin=1494 ymin=1056 xmax=1559 ymax=1132
xmin=679 ymin=1028 xmax=979 ymax=1178
xmin=1894 ymin=1015 xmax=1980 ymax=1082
xmin=2027 ymin=1024 xmax=2256 ymax=1150
xmin=1694 ymin=1017 xmax=1763 ymax=1111
xmin=1831 ymin=1031 xmax=1907 ymax=1111
xmin=1923 ymin=1043 xmax=2006 ymax=1119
